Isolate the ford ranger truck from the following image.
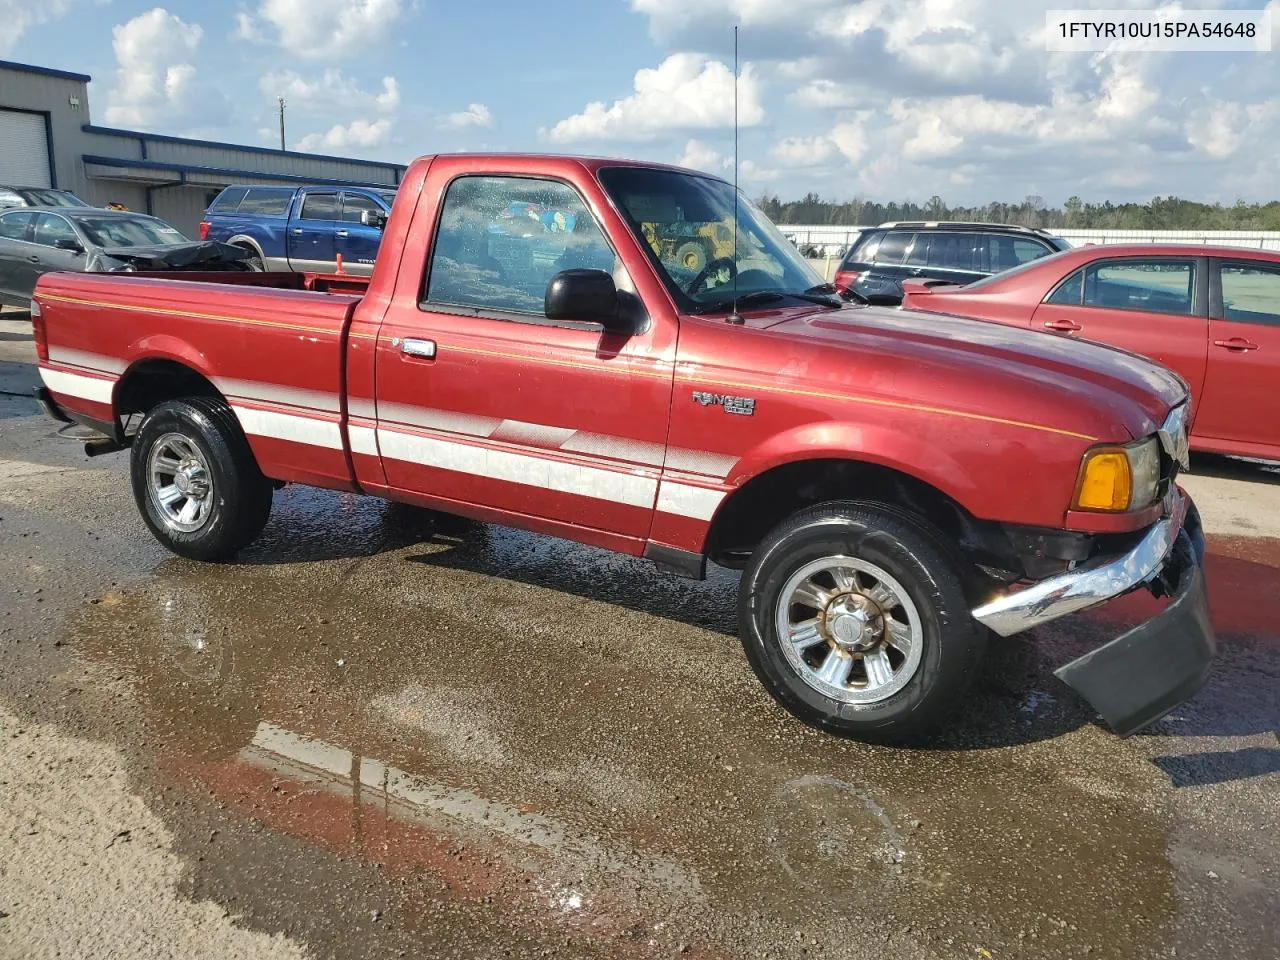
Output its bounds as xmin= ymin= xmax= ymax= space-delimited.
xmin=30 ymin=154 xmax=1215 ymax=743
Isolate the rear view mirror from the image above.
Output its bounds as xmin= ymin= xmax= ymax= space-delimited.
xmin=54 ymin=238 xmax=84 ymax=253
xmin=545 ymin=269 xmax=630 ymax=332
xmin=360 ymin=209 xmax=387 ymax=229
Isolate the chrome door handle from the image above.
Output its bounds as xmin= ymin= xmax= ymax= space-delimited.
xmin=336 ymin=230 xmax=349 ymax=238
xmin=1213 ymin=337 xmax=1258 ymax=352
xmin=401 ymin=338 xmax=436 ymax=359
xmin=1042 ymin=318 xmax=1082 ymax=332
xmin=290 ymin=228 xmax=303 ymax=236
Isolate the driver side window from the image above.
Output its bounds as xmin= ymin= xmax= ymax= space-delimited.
xmin=424 ymin=176 xmax=621 ymax=316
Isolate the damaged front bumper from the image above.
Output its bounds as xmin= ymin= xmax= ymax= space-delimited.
xmin=972 ymin=488 xmax=1215 ymax=736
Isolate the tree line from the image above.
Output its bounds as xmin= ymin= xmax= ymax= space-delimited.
xmin=756 ymin=193 xmax=1280 ymax=230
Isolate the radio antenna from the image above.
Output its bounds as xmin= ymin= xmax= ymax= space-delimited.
xmin=727 ymin=25 xmax=743 ymax=325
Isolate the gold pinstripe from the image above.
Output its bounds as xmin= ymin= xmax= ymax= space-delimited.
xmin=36 ymin=294 xmax=1096 ymax=441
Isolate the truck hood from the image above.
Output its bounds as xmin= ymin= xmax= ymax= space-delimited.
xmin=767 ymin=304 xmax=1187 ymax=439
xmin=95 ymin=241 xmax=250 ymax=271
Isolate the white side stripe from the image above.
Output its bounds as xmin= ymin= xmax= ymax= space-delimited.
xmin=39 ymin=367 xmax=115 ymax=404
xmin=232 ymin=406 xmax=344 ymax=450
xmin=347 ymin=424 xmax=379 ymax=457
xmin=45 ymin=347 xmax=128 ymax=375
xmin=377 ymin=428 xmax=658 ymax=508
xmin=656 ymin=481 xmax=726 ymax=522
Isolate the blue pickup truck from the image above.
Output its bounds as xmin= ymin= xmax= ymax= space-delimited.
xmin=199 ymin=184 xmax=396 ymax=275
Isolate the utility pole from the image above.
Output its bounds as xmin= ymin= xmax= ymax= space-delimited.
xmin=278 ymin=97 xmax=286 ymax=151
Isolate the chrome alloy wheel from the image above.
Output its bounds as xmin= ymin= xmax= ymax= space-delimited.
xmin=147 ymin=433 xmax=214 ymax=534
xmin=775 ymin=556 xmax=923 ymax=703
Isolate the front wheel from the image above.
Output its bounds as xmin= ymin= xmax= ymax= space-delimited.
xmin=130 ymin=397 xmax=273 ymax=561
xmin=738 ymin=501 xmax=986 ymax=743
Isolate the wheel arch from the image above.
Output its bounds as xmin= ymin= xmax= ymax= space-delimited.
xmin=113 ymin=350 xmax=226 ymax=442
xmin=703 ymin=423 xmax=985 ymax=569
xmin=226 ymin=235 xmax=266 ymax=260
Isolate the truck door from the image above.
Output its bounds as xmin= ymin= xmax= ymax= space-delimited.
xmin=289 ymin=191 xmax=341 ymax=271
xmin=371 ymin=173 xmax=674 ymax=540
xmin=336 ymin=191 xmax=385 ymax=276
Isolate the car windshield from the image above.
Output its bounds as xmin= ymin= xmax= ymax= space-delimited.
xmin=20 ymin=189 xmax=89 ymax=208
xmin=75 ymin=216 xmax=189 ymax=248
xmin=599 ymin=167 xmax=830 ymax=313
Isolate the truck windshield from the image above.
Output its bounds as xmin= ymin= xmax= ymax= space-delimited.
xmin=599 ymin=166 xmax=832 ymax=313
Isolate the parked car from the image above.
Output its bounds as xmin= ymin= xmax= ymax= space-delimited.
xmin=0 ymin=185 xmax=91 ymax=211
xmin=31 ymin=153 xmax=1212 ymax=743
xmin=200 ymin=184 xmax=396 ymax=276
xmin=901 ymin=243 xmax=1280 ymax=463
xmin=833 ymin=222 xmax=1071 ymax=305
xmin=0 ymin=208 xmax=251 ymax=306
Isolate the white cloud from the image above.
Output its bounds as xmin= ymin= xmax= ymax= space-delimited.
xmin=260 ymin=70 xmax=400 ymax=115
xmin=676 ymin=138 xmax=727 ymax=173
xmin=442 ymin=103 xmax=494 ymax=129
xmin=238 ymin=0 xmax=403 ymax=59
xmin=0 ymin=0 xmax=75 ymax=55
xmin=297 ymin=117 xmax=392 ymax=151
xmin=544 ymin=53 xmax=764 ymax=143
xmin=771 ymin=136 xmax=834 ymax=167
xmin=103 ymin=8 xmax=230 ymax=132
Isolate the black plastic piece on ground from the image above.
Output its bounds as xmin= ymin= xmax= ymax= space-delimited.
xmin=1055 ymin=528 xmax=1215 ymax=737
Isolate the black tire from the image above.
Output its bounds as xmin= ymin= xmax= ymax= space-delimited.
xmin=130 ymin=397 xmax=273 ymax=561
xmin=738 ymin=500 xmax=986 ymax=743
xmin=234 ymin=245 xmax=265 ymax=271
xmin=675 ymin=240 xmax=708 ymax=274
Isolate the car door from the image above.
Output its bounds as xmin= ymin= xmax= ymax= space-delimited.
xmin=1029 ymin=255 xmax=1210 ymax=399
xmin=335 ymin=191 xmax=385 ymax=275
xmin=0 ymin=210 xmax=38 ymax=303
xmin=918 ymin=231 xmax=986 ymax=286
xmin=24 ymin=213 xmax=87 ymax=296
xmin=372 ymin=172 xmax=673 ymax=539
xmin=289 ymin=191 xmax=341 ymax=271
xmin=1193 ymin=258 xmax=1280 ymax=453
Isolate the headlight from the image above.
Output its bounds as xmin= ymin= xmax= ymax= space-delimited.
xmin=1073 ymin=437 xmax=1161 ymax=512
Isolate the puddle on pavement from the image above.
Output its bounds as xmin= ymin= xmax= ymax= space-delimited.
xmin=56 ymin=485 xmax=1279 ymax=959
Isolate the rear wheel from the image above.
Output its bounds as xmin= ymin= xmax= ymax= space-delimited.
xmin=738 ymin=501 xmax=986 ymax=743
xmin=130 ymin=397 xmax=273 ymax=561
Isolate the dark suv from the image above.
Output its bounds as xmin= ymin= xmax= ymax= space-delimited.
xmin=833 ymin=222 xmax=1071 ymax=305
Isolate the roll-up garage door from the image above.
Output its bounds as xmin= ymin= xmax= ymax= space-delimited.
xmin=0 ymin=110 xmax=52 ymax=188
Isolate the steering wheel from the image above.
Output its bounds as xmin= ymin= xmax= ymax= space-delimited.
xmin=686 ymin=257 xmax=737 ymax=296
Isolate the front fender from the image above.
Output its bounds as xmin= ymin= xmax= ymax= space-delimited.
xmin=724 ymin=420 xmax=981 ymax=514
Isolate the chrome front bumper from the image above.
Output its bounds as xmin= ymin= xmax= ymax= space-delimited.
xmin=973 ymin=490 xmax=1188 ymax=638
xmin=974 ymin=402 xmax=1193 ymax=638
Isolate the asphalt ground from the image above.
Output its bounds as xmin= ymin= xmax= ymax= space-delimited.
xmin=0 ymin=307 xmax=1275 ymax=960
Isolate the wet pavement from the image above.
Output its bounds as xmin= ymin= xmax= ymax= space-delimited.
xmin=0 ymin=328 xmax=1276 ymax=959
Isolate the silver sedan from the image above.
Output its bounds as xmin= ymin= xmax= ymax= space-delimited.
xmin=0 ymin=208 xmax=251 ymax=306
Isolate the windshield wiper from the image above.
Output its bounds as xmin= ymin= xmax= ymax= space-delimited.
xmin=690 ymin=290 xmax=785 ymax=314
xmin=692 ymin=288 xmax=842 ymax=314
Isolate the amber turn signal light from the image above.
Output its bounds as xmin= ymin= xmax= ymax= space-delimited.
xmin=1074 ymin=450 xmax=1132 ymax=512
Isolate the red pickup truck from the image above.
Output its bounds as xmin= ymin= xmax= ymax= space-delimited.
xmin=31 ymin=153 xmax=1214 ymax=742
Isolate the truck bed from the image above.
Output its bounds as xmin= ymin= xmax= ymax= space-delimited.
xmin=35 ymin=271 xmax=365 ymax=490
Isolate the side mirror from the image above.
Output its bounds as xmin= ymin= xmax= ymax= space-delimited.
xmin=545 ymin=269 xmax=630 ymax=332
xmin=54 ymin=238 xmax=84 ymax=253
xmin=360 ymin=209 xmax=387 ymax=229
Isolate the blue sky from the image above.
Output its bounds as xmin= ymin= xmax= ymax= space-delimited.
xmin=4 ymin=1 xmax=1278 ymax=205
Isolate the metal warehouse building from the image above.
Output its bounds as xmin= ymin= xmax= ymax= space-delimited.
xmin=0 ymin=60 xmax=406 ymax=237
